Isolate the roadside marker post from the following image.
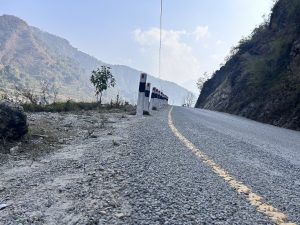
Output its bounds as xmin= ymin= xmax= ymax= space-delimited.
xmin=159 ymin=91 xmax=162 ymax=109
xmin=150 ymin=87 xmax=156 ymax=110
xmin=136 ymin=73 xmax=147 ymax=116
xmin=143 ymin=83 xmax=151 ymax=115
xmin=156 ymin=90 xmax=159 ymax=109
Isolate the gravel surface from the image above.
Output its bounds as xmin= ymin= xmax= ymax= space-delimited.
xmin=0 ymin=111 xmax=134 ymax=225
xmin=1 ymin=106 xmax=299 ymax=224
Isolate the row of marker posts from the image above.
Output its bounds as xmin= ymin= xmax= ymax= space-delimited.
xmin=136 ymin=73 xmax=169 ymax=116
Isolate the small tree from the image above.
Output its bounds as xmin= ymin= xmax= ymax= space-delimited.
xmin=51 ymin=82 xmax=60 ymax=103
xmin=197 ymin=72 xmax=209 ymax=92
xmin=40 ymin=80 xmax=51 ymax=105
xmin=182 ymin=92 xmax=196 ymax=107
xmin=90 ymin=66 xmax=116 ymax=104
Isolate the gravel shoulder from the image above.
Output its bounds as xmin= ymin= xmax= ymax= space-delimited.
xmin=0 ymin=110 xmax=135 ymax=225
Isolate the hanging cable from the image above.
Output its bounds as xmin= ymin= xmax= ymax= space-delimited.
xmin=159 ymin=0 xmax=163 ymax=79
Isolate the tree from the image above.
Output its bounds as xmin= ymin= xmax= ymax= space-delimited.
xmin=182 ymin=92 xmax=196 ymax=107
xmin=90 ymin=66 xmax=116 ymax=104
xmin=197 ymin=72 xmax=209 ymax=92
xmin=51 ymin=82 xmax=60 ymax=103
xmin=40 ymin=80 xmax=51 ymax=105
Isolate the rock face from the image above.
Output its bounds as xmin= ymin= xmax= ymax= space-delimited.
xmin=195 ymin=0 xmax=300 ymax=131
xmin=0 ymin=101 xmax=28 ymax=140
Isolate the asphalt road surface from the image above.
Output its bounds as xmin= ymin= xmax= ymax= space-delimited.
xmin=122 ymin=106 xmax=299 ymax=225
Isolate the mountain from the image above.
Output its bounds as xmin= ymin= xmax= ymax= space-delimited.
xmin=195 ymin=0 xmax=300 ymax=131
xmin=0 ymin=15 xmax=191 ymax=105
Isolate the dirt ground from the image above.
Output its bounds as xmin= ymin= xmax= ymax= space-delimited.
xmin=0 ymin=109 xmax=136 ymax=224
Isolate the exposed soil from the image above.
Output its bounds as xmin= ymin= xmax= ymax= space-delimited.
xmin=0 ymin=109 xmax=136 ymax=224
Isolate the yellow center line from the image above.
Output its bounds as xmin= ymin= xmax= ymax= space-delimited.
xmin=168 ymin=107 xmax=296 ymax=225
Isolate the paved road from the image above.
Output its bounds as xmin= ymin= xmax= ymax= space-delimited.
xmin=122 ymin=106 xmax=300 ymax=224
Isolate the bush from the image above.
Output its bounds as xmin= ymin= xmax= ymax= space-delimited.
xmin=22 ymin=100 xmax=135 ymax=113
xmin=22 ymin=101 xmax=98 ymax=112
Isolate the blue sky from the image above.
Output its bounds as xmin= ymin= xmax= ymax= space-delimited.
xmin=0 ymin=0 xmax=273 ymax=92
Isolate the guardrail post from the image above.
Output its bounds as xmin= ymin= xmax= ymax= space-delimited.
xmin=143 ymin=83 xmax=151 ymax=115
xmin=150 ymin=87 xmax=155 ymax=110
xmin=158 ymin=90 xmax=161 ymax=109
xmin=136 ymin=73 xmax=147 ymax=116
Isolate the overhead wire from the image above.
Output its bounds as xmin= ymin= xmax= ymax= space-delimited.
xmin=159 ymin=0 xmax=163 ymax=79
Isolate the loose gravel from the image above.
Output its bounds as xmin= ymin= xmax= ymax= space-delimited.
xmin=0 ymin=111 xmax=133 ymax=225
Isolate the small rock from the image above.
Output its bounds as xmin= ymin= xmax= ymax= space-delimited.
xmin=90 ymin=134 xmax=98 ymax=138
xmin=64 ymin=123 xmax=72 ymax=127
xmin=115 ymin=213 xmax=125 ymax=219
xmin=9 ymin=145 xmax=20 ymax=155
xmin=0 ymin=186 xmax=6 ymax=192
xmin=0 ymin=204 xmax=8 ymax=210
xmin=112 ymin=140 xmax=120 ymax=146
xmin=58 ymin=139 xmax=65 ymax=144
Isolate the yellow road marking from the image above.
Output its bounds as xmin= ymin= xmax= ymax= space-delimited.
xmin=168 ymin=107 xmax=296 ymax=225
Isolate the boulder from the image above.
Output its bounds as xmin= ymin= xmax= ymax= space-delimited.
xmin=0 ymin=101 xmax=28 ymax=140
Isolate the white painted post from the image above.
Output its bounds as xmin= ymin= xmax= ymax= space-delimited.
xmin=158 ymin=90 xmax=161 ymax=109
xmin=150 ymin=87 xmax=155 ymax=110
xmin=136 ymin=73 xmax=147 ymax=116
xmin=143 ymin=83 xmax=151 ymax=115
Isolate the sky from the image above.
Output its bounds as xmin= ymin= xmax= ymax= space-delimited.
xmin=0 ymin=0 xmax=274 ymax=93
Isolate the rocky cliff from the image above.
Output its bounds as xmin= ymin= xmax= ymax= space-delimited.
xmin=196 ymin=0 xmax=300 ymax=130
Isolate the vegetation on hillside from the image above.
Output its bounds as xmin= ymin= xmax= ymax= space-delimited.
xmin=196 ymin=0 xmax=300 ymax=130
xmin=0 ymin=15 xmax=191 ymax=105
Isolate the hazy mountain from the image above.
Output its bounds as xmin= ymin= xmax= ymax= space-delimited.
xmin=195 ymin=0 xmax=300 ymax=130
xmin=0 ymin=15 xmax=191 ymax=105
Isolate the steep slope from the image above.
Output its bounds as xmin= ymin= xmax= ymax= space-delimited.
xmin=196 ymin=0 xmax=300 ymax=130
xmin=0 ymin=15 xmax=190 ymax=105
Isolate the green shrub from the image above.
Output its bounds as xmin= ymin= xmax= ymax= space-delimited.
xmin=22 ymin=100 xmax=134 ymax=113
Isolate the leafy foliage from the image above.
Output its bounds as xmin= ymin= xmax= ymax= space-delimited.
xmin=197 ymin=72 xmax=210 ymax=92
xmin=90 ymin=66 xmax=116 ymax=104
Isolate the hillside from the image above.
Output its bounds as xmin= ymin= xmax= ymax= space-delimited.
xmin=0 ymin=15 xmax=190 ymax=105
xmin=195 ymin=0 xmax=300 ymax=130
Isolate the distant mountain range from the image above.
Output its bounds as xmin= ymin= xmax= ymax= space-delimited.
xmin=195 ymin=0 xmax=300 ymax=130
xmin=0 ymin=15 xmax=191 ymax=105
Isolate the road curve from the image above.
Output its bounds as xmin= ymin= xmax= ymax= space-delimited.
xmin=122 ymin=106 xmax=300 ymax=224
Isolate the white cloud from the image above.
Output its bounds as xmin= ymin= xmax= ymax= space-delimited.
xmin=216 ymin=40 xmax=224 ymax=46
xmin=133 ymin=27 xmax=201 ymax=85
xmin=193 ymin=26 xmax=209 ymax=40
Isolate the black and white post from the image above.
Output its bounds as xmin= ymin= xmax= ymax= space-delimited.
xmin=143 ymin=82 xmax=151 ymax=115
xmin=158 ymin=90 xmax=161 ymax=109
xmin=150 ymin=87 xmax=156 ymax=110
xmin=136 ymin=73 xmax=147 ymax=116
